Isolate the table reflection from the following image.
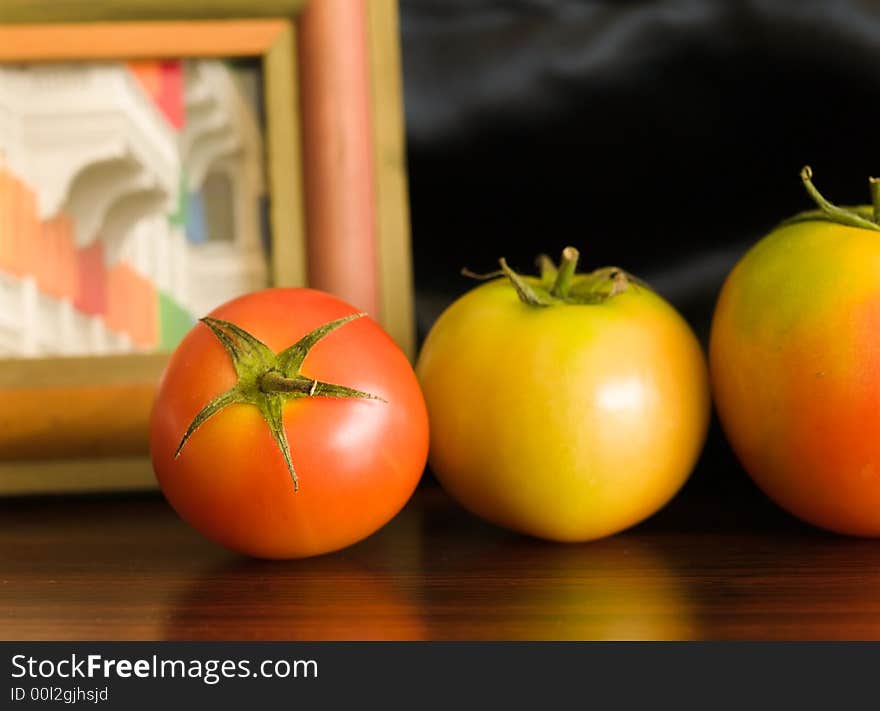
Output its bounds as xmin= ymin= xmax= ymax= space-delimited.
xmin=4 ymin=487 xmax=880 ymax=640
xmin=415 ymin=504 xmax=698 ymax=640
xmin=164 ymin=555 xmax=427 ymax=640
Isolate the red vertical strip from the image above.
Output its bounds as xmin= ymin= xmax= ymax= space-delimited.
xmin=298 ymin=0 xmax=380 ymax=316
xmin=159 ymin=60 xmax=185 ymax=130
xmin=75 ymin=241 xmax=106 ymax=316
xmin=128 ymin=60 xmax=184 ymax=130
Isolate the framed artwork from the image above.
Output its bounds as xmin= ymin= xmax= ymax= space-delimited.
xmin=0 ymin=1 xmax=415 ymax=494
xmin=0 ymin=55 xmax=278 ymax=358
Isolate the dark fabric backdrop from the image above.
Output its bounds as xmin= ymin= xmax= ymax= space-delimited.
xmin=399 ymin=0 xmax=880 ymax=522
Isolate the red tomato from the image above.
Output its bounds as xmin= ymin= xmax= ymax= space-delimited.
xmin=150 ymin=288 xmax=428 ymax=559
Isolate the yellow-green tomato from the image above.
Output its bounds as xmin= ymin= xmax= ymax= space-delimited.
xmin=416 ymin=248 xmax=710 ymax=542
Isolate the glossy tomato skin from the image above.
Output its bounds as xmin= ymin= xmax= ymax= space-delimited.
xmin=711 ymin=220 xmax=880 ymax=536
xmin=150 ymin=288 xmax=428 ymax=559
xmin=416 ymin=278 xmax=710 ymax=542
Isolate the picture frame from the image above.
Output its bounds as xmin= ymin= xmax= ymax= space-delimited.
xmin=0 ymin=1 xmax=415 ymax=494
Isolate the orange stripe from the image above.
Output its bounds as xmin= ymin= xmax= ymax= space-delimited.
xmin=0 ymin=20 xmax=289 ymax=62
xmin=0 ymin=170 xmax=80 ymax=301
xmin=105 ymin=262 xmax=160 ymax=349
xmin=0 ymin=168 xmax=10 ymax=272
xmin=62 ymin=215 xmax=79 ymax=301
xmin=11 ymin=178 xmax=38 ymax=277
xmin=128 ymin=60 xmax=162 ymax=99
xmin=132 ymin=269 xmax=159 ymax=349
xmin=35 ymin=217 xmax=49 ymax=293
xmin=8 ymin=178 xmax=21 ymax=276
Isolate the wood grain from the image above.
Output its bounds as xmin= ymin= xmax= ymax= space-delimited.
xmin=3 ymin=484 xmax=879 ymax=641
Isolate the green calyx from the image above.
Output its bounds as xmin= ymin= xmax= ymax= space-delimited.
xmin=465 ymin=246 xmax=641 ymax=307
xmin=174 ymin=314 xmax=384 ymax=491
xmin=785 ymin=165 xmax=880 ymax=232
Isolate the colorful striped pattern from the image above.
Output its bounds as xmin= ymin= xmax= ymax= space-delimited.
xmin=0 ymin=164 xmax=192 ymax=351
xmin=0 ymin=59 xmax=195 ymax=353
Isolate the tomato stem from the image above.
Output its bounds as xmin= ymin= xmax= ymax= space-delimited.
xmin=259 ymin=370 xmax=319 ymax=396
xmin=536 ymin=254 xmax=558 ymax=285
xmin=173 ymin=315 xmax=384 ymax=492
xmin=499 ymin=258 xmax=551 ymax=306
xmin=259 ymin=370 xmax=386 ymax=401
xmin=870 ymin=177 xmax=880 ymax=224
xmin=799 ymin=166 xmax=880 ymax=232
xmin=551 ymin=247 xmax=580 ymax=298
xmin=473 ymin=249 xmax=639 ymax=307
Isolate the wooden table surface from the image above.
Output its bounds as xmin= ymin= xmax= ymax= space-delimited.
xmin=3 ymin=480 xmax=880 ymax=641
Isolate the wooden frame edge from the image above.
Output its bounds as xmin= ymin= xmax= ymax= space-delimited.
xmin=0 ymin=19 xmax=289 ymax=61
xmin=367 ymin=0 xmax=416 ymax=359
xmin=0 ymin=457 xmax=156 ymax=496
xmin=264 ymin=22 xmax=308 ymax=287
xmin=0 ymin=1 xmax=307 ymax=25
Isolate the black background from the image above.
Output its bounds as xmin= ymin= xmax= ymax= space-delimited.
xmin=400 ymin=0 xmax=880 ymax=521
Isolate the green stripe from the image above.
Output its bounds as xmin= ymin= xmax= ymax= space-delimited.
xmin=158 ymin=291 xmax=195 ymax=351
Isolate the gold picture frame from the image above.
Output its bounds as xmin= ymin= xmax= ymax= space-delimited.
xmin=0 ymin=1 xmax=414 ymax=494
